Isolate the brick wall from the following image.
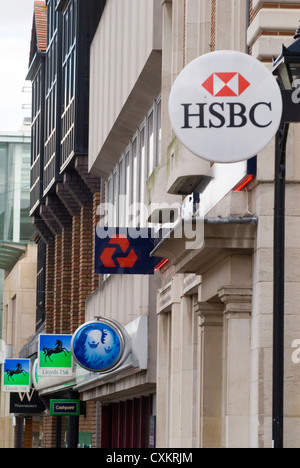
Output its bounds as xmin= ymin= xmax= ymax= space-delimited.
xmin=79 ymin=205 xmax=94 ymax=325
xmin=24 ymin=418 xmax=33 ymax=449
xmin=43 ymin=415 xmax=57 ymax=448
xmin=249 ymin=0 xmax=254 ymax=23
xmin=79 ymin=400 xmax=97 ymax=448
xmin=61 ymin=227 xmax=72 ymax=333
xmin=54 ymin=234 xmax=62 ymax=333
xmin=44 ymin=197 xmax=100 ymax=335
xmin=41 ymin=189 xmax=100 ymax=447
xmin=92 ymin=192 xmax=100 ymax=291
xmin=211 ymin=0 xmax=216 ymax=51
xmin=71 ymin=215 xmax=81 ymax=333
xmin=45 ymin=242 xmax=55 ymax=334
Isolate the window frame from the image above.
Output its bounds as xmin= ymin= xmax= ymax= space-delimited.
xmin=105 ymin=96 xmax=161 ymax=229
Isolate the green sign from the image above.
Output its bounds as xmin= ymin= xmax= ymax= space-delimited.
xmin=2 ymin=359 xmax=31 ymax=393
xmin=49 ymin=399 xmax=81 ymax=416
xmin=38 ymin=334 xmax=73 ymax=377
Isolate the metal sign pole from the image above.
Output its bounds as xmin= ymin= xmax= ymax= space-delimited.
xmin=272 ymin=122 xmax=289 ymax=448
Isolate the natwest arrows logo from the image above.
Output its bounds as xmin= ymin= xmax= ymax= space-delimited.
xmin=95 ymin=228 xmax=164 ymax=275
xmin=202 ymin=72 xmax=250 ymax=97
xmin=100 ymin=234 xmax=138 ymax=269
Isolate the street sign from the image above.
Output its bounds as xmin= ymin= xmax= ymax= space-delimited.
xmin=169 ymin=50 xmax=283 ymax=163
xmin=71 ymin=318 xmax=131 ymax=373
xmin=2 ymin=359 xmax=31 ymax=393
xmin=10 ymin=389 xmax=46 ymax=414
xmin=38 ymin=334 xmax=73 ymax=377
xmin=95 ymin=228 xmax=163 ymax=275
xmin=49 ymin=399 xmax=81 ymax=416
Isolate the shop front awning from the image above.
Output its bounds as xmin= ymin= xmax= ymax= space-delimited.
xmin=0 ymin=242 xmax=27 ymax=272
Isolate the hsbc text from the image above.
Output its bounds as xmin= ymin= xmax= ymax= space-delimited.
xmin=181 ymin=102 xmax=273 ymax=129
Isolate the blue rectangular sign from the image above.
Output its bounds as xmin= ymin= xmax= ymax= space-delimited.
xmin=95 ymin=228 xmax=163 ymax=275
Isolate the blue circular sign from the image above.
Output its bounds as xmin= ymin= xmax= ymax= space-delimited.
xmin=71 ymin=320 xmax=125 ymax=372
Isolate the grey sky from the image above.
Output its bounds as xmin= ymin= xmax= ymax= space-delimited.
xmin=0 ymin=0 xmax=36 ymax=132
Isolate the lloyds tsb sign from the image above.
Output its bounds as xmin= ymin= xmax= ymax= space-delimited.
xmin=169 ymin=51 xmax=283 ymax=164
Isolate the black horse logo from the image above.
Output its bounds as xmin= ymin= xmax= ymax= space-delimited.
xmin=6 ymin=363 xmax=28 ymax=381
xmin=43 ymin=339 xmax=69 ymax=363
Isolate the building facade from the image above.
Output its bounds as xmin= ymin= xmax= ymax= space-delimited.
xmin=151 ymin=0 xmax=300 ymax=449
xmin=22 ymin=0 xmax=300 ymax=449
xmin=1 ymin=244 xmax=37 ymax=448
xmin=86 ymin=0 xmax=300 ymax=449
xmin=0 ymin=130 xmax=37 ymax=448
xmin=25 ymin=0 xmax=105 ymax=448
xmin=83 ymin=0 xmax=165 ymax=448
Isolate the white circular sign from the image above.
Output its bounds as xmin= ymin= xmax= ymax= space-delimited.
xmin=168 ymin=50 xmax=283 ymax=163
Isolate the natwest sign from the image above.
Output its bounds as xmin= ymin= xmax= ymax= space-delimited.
xmin=169 ymin=50 xmax=283 ymax=163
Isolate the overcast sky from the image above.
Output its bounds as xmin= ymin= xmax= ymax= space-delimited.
xmin=0 ymin=0 xmax=36 ymax=132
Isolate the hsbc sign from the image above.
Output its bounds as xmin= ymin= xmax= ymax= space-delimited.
xmin=169 ymin=51 xmax=283 ymax=163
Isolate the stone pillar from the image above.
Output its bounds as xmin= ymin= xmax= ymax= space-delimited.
xmin=157 ymin=275 xmax=201 ymax=448
xmin=156 ymin=275 xmax=182 ymax=448
xmin=218 ymin=286 xmax=252 ymax=448
xmin=168 ymin=298 xmax=182 ymax=447
xmin=178 ymin=295 xmax=197 ymax=448
xmin=156 ymin=310 xmax=171 ymax=448
xmin=196 ymin=301 xmax=223 ymax=448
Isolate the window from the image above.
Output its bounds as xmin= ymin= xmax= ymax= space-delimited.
xmin=139 ymin=125 xmax=147 ymax=226
xmin=105 ymin=96 xmax=161 ymax=228
xmin=113 ymin=168 xmax=119 ymax=226
xmin=119 ymin=155 xmax=126 ymax=228
xmin=156 ymin=98 xmax=162 ymax=166
xmin=132 ymin=136 xmax=139 ymax=206
xmin=125 ymin=147 xmax=131 ymax=224
xmin=147 ymin=110 xmax=154 ymax=178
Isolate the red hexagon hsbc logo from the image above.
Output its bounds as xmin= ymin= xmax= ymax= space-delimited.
xmin=202 ymin=72 xmax=251 ymax=97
